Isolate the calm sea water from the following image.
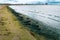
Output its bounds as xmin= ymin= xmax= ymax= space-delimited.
xmin=9 ymin=5 xmax=60 ymax=29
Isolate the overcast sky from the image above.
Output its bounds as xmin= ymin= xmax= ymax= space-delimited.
xmin=0 ymin=0 xmax=47 ymax=3
xmin=0 ymin=0 xmax=60 ymax=4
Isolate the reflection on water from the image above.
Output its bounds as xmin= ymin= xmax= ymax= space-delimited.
xmin=8 ymin=6 xmax=60 ymax=40
xmin=9 ymin=5 xmax=60 ymax=29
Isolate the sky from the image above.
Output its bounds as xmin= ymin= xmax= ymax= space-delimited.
xmin=0 ymin=0 xmax=47 ymax=3
xmin=0 ymin=0 xmax=60 ymax=4
xmin=17 ymin=0 xmax=47 ymax=3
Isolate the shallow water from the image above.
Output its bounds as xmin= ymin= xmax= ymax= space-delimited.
xmin=9 ymin=5 xmax=60 ymax=29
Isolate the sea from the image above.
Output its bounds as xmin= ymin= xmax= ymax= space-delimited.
xmin=9 ymin=5 xmax=60 ymax=29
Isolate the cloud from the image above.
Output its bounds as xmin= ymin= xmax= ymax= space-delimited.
xmin=0 ymin=0 xmax=60 ymax=4
xmin=0 ymin=0 xmax=47 ymax=3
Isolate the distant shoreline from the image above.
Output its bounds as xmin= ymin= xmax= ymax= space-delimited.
xmin=0 ymin=4 xmax=60 ymax=5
